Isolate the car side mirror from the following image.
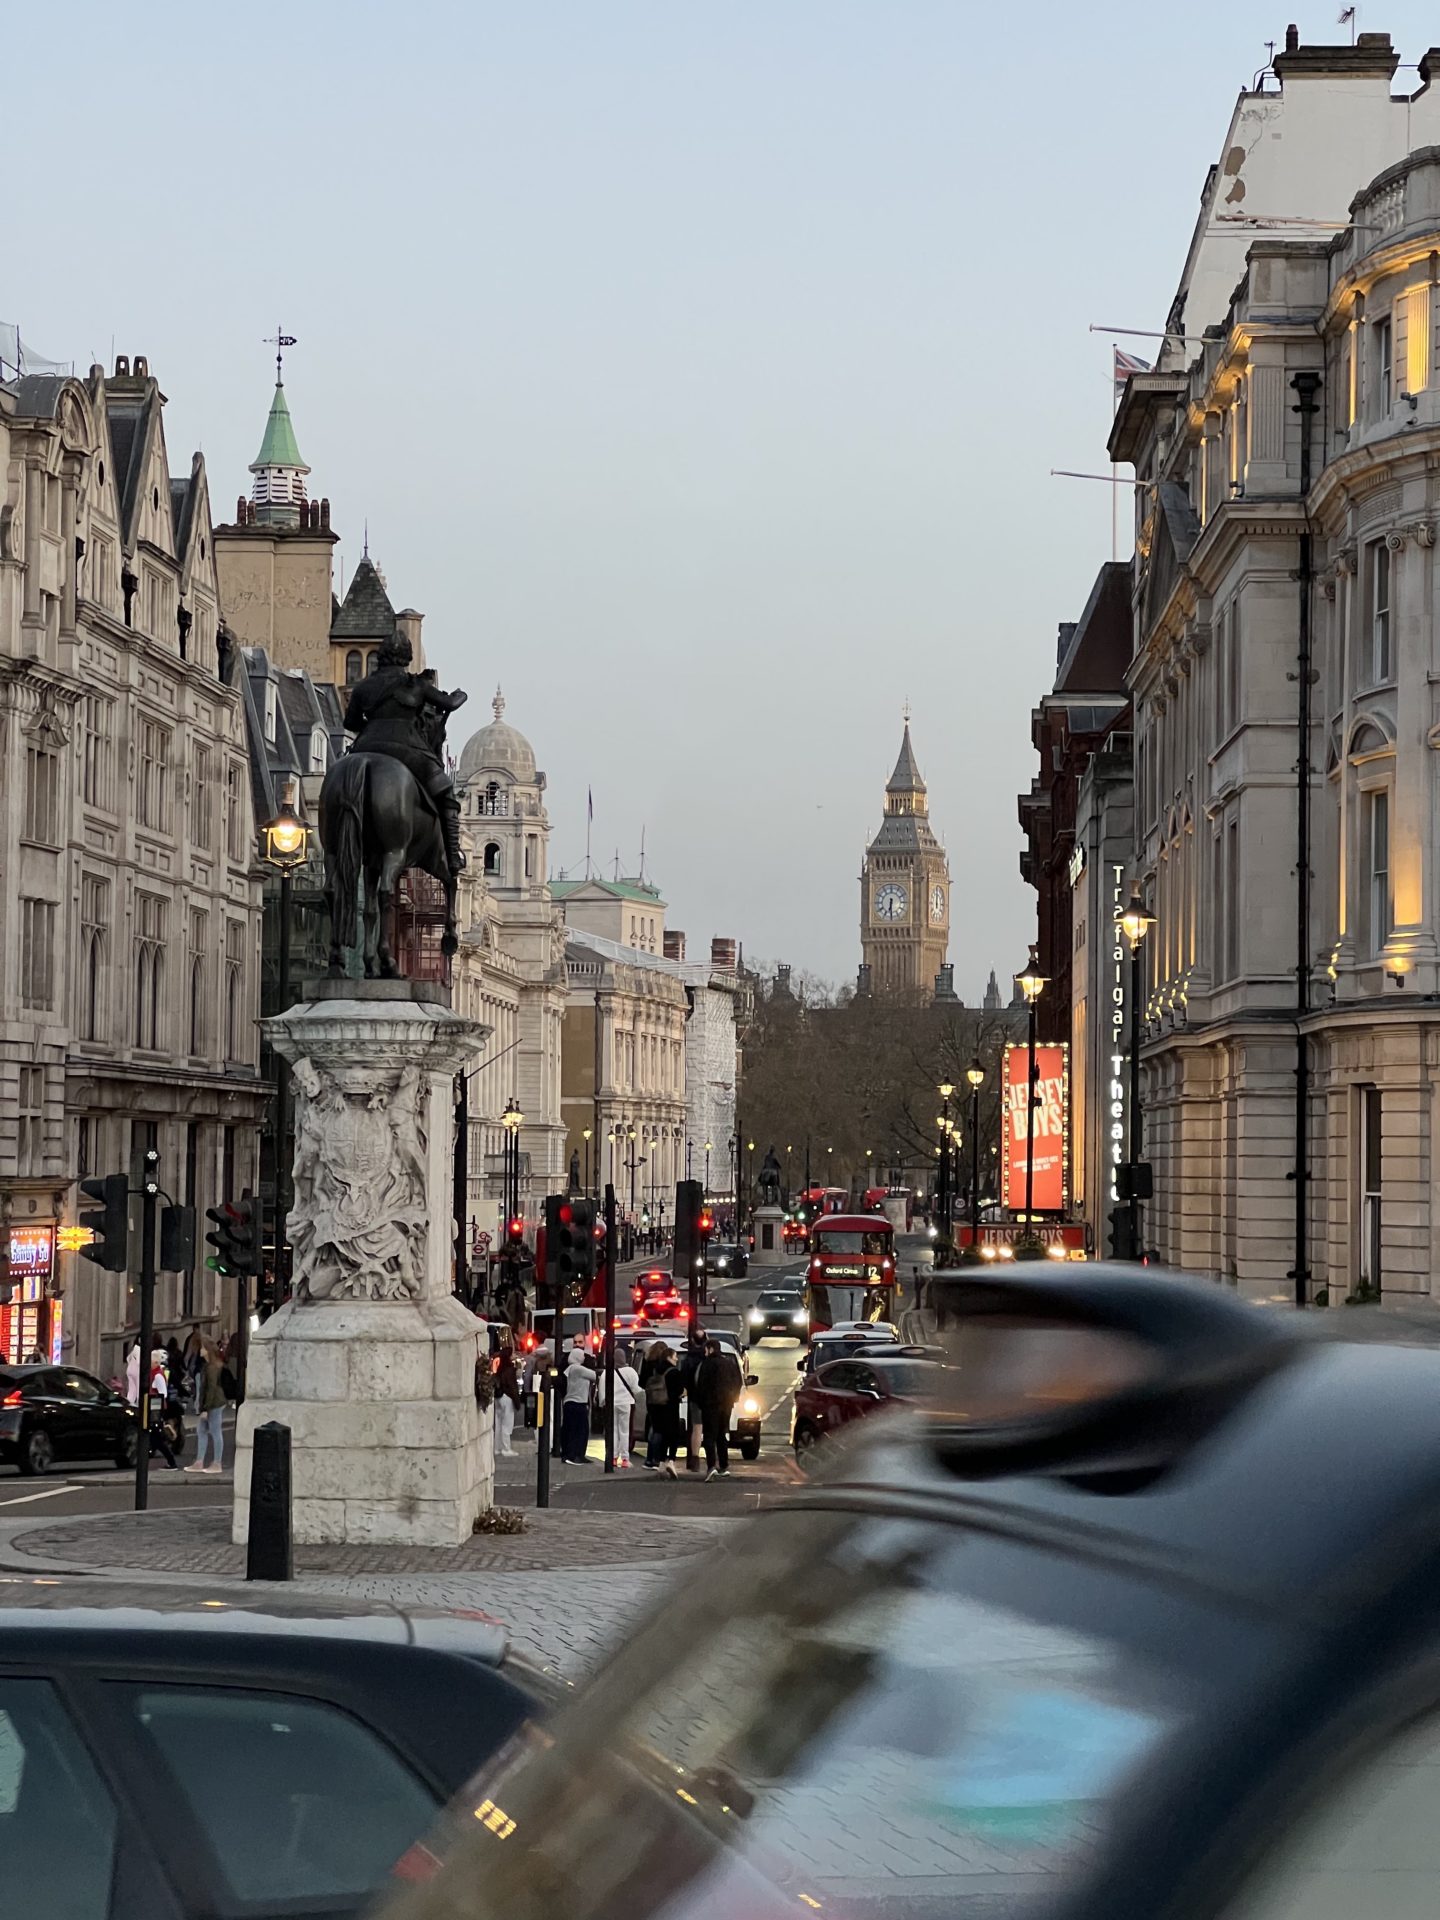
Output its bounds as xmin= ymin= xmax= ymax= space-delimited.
xmin=746 ymin=1372 xmax=758 ymax=1387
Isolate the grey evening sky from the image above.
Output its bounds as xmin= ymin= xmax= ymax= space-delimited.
xmin=8 ymin=4 xmax=1435 ymax=998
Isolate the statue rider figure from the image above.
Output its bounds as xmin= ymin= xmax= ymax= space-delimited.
xmin=343 ymin=633 xmax=469 ymax=876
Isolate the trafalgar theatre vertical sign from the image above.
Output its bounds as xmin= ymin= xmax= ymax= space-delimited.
xmin=1107 ymin=864 xmax=1129 ymax=1210
xmin=1001 ymin=1042 xmax=1070 ymax=1214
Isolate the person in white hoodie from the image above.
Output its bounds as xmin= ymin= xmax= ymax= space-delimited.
xmin=124 ymin=1339 xmax=141 ymax=1405
xmin=603 ymin=1357 xmax=642 ymax=1469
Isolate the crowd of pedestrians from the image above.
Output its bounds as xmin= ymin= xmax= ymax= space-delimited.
xmin=495 ymin=1328 xmax=744 ymax=1482
xmin=111 ymin=1326 xmax=238 ymax=1473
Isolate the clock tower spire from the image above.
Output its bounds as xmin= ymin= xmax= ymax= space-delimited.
xmin=859 ymin=717 xmax=950 ymax=999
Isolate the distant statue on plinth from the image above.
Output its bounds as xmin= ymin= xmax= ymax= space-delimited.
xmin=758 ymin=1147 xmax=783 ymax=1207
xmin=320 ymin=633 xmax=468 ymax=979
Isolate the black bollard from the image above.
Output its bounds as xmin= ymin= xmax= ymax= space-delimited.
xmin=246 ymin=1420 xmax=293 ymax=1582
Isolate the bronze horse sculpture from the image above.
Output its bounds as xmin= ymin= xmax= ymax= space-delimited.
xmin=319 ymin=638 xmax=468 ymax=978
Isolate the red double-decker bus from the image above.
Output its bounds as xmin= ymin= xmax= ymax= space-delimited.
xmin=803 ymin=1213 xmax=897 ymax=1332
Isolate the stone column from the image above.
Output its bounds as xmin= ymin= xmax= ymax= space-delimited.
xmin=232 ymin=984 xmax=492 ymax=1548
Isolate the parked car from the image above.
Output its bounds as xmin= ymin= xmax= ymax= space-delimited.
xmin=746 ymin=1288 xmax=809 ymax=1344
xmin=791 ymin=1354 xmax=944 ymax=1464
xmin=383 ymin=1264 xmax=1440 ymax=1920
xmin=0 ymin=1574 xmax=552 ymax=1917
xmin=0 ymin=1364 xmax=139 ymax=1474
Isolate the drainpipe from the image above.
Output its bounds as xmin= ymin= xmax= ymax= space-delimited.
xmin=1290 ymin=369 xmax=1322 ymax=1309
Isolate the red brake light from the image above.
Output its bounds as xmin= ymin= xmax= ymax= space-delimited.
xmin=2 ymin=1390 xmax=21 ymax=1408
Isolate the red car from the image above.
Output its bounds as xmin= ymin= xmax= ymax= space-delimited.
xmin=791 ymin=1354 xmax=943 ymax=1466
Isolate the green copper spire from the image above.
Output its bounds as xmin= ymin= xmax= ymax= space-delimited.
xmin=250 ymin=381 xmax=307 ymax=473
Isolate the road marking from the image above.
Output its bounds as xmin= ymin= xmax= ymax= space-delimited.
xmin=0 ymin=1483 xmax=80 ymax=1508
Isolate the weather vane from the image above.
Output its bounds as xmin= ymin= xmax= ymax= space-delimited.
xmin=902 ymin=699 xmax=912 ymax=726
xmin=263 ymin=326 xmax=297 ymax=383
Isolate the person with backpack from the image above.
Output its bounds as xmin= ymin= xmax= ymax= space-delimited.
xmin=642 ymin=1343 xmax=680 ymax=1469
xmin=186 ymin=1341 xmax=229 ymax=1474
xmin=695 ymin=1336 xmax=744 ymax=1481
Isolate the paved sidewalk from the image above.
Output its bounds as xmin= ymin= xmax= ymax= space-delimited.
xmin=0 ymin=1500 xmax=734 ymax=1679
xmin=3 ymin=1502 xmax=727 ymax=1578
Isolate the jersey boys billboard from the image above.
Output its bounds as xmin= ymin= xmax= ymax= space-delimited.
xmin=1001 ymin=1042 xmax=1069 ymax=1214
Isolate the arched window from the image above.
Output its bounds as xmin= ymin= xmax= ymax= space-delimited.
xmin=345 ymin=650 xmax=363 ymax=685
xmin=365 ymin=650 xmax=377 ymax=673
xmin=309 ymin=726 xmax=329 ymax=774
xmin=226 ymin=963 xmax=241 ymax=1062
xmin=134 ymin=949 xmax=146 ymax=1047
xmin=83 ymin=930 xmax=105 ymax=1042
xmin=189 ymin=953 xmax=206 ymax=1055
xmin=484 ymin=841 xmax=501 ymax=877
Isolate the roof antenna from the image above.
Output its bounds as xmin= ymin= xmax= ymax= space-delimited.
xmin=362 ymin=519 xmax=369 ymax=560
xmin=638 ymin=823 xmax=647 ymax=881
xmin=263 ymin=326 xmax=296 ymax=385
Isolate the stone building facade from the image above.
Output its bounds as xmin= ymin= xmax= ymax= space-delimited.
xmin=453 ymin=691 xmax=566 ymax=1234
xmin=561 ymin=929 xmax=689 ymax=1225
xmin=0 ymin=356 xmax=264 ymax=1373
xmin=1110 ymin=139 xmax=1440 ymax=1301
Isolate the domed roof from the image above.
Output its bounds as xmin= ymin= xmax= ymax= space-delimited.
xmin=459 ymin=686 xmax=536 ymax=780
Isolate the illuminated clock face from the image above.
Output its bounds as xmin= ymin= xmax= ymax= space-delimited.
xmin=930 ymin=885 xmax=946 ymax=923
xmin=874 ymin=883 xmax=908 ymax=921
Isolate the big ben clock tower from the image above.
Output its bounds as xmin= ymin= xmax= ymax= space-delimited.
xmin=860 ymin=718 xmax=950 ymax=998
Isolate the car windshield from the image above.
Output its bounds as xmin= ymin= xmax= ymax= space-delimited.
xmin=814 ymin=1231 xmax=889 ymax=1255
xmin=756 ymin=1294 xmax=799 ymax=1310
xmin=384 ymin=1508 xmax=1242 ymax=1920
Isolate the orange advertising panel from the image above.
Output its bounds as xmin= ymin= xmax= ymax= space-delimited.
xmin=1001 ymin=1043 xmax=1069 ymax=1215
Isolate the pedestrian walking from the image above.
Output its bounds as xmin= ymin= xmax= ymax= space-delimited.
xmin=181 ymin=1325 xmax=204 ymax=1410
xmin=642 ymin=1344 xmax=679 ymax=1469
xmin=676 ymin=1334 xmax=707 ymax=1472
xmin=601 ymin=1355 xmax=641 ymax=1468
xmin=560 ymin=1348 xmax=595 ymax=1462
xmin=186 ymin=1341 xmax=228 ymax=1474
xmin=147 ymin=1349 xmax=179 ymax=1469
xmin=124 ymin=1338 xmax=141 ymax=1405
xmin=494 ymin=1345 xmax=520 ymax=1457
xmin=695 ymin=1336 xmax=743 ymax=1481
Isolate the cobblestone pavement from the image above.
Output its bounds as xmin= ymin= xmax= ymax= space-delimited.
xmin=295 ymin=1565 xmax=682 ymax=1678
xmin=12 ymin=1502 xmax=729 ymax=1577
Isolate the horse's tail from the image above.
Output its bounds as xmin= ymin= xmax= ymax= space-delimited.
xmin=326 ymin=755 xmax=367 ymax=950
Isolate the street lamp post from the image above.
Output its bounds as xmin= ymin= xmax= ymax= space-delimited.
xmin=1120 ymin=894 xmax=1156 ymax=1261
xmin=582 ymin=1127 xmax=593 ymax=1197
xmin=966 ymin=1060 xmax=985 ymax=1249
xmin=501 ymin=1098 xmax=523 ymax=1235
xmin=703 ymin=1140 xmax=712 ymax=1195
xmin=936 ymin=1083 xmax=955 ymax=1234
xmin=261 ymin=793 xmax=310 ymax=1308
xmin=1013 ymin=957 xmax=1048 ymax=1228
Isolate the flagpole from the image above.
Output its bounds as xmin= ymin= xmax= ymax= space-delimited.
xmin=585 ymin=788 xmax=593 ymax=879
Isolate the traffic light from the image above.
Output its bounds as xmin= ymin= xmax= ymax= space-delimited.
xmin=506 ymin=1215 xmax=525 ymax=1247
xmin=78 ymin=1173 xmax=129 ymax=1272
xmin=206 ymin=1197 xmax=257 ymax=1278
xmin=671 ymin=1180 xmax=705 ymax=1283
xmin=545 ymin=1195 xmax=596 ymax=1306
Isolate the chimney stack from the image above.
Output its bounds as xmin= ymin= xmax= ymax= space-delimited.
xmin=711 ymin=937 xmax=737 ymax=972
xmin=664 ymin=931 xmax=686 ymax=961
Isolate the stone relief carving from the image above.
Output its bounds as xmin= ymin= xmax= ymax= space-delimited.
xmin=289 ymin=1058 xmax=429 ymax=1301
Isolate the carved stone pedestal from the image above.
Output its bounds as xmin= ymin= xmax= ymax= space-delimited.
xmin=750 ymin=1204 xmax=787 ymax=1267
xmin=231 ymin=988 xmax=491 ymax=1548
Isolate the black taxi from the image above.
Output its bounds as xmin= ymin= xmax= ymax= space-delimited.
xmin=376 ymin=1265 xmax=1440 ymax=1920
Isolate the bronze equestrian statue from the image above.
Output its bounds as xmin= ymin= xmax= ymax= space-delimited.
xmin=319 ymin=633 xmax=468 ymax=977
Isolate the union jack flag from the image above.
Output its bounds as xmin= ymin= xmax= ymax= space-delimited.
xmin=1114 ymin=346 xmax=1150 ymax=397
